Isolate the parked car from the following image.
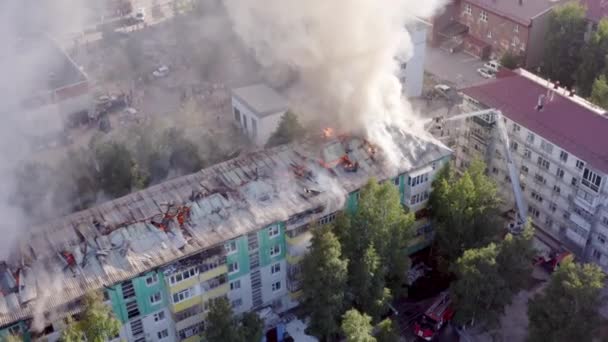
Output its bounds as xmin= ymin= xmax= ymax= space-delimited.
xmin=483 ymin=60 xmax=501 ymax=72
xmin=152 ymin=65 xmax=170 ymax=78
xmin=134 ymin=8 xmax=145 ymax=22
xmin=477 ymin=67 xmax=496 ymax=79
xmin=434 ymin=84 xmax=451 ymax=97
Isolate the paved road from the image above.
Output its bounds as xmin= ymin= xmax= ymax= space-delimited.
xmin=424 ymin=46 xmax=487 ymax=90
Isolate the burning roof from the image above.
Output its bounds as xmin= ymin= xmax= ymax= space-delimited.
xmin=0 ymin=130 xmax=450 ymax=328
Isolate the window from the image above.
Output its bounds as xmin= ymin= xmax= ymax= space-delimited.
xmin=157 ymin=329 xmax=169 ymax=340
xmin=521 ymin=165 xmax=529 ymax=174
xmin=271 ymin=263 xmax=281 ymax=274
xmin=559 ymin=150 xmax=568 ymax=162
xmin=228 ymin=262 xmax=239 ymax=274
xmin=251 ymin=119 xmax=257 ymax=138
xmin=523 ymin=148 xmax=532 ymax=159
xmin=319 ymin=212 xmax=336 ymax=225
xmin=126 ymin=300 xmax=140 ymax=319
xmin=410 ymin=191 xmax=429 ymax=205
xmin=510 ymin=141 xmax=519 ymax=152
xmin=534 ymin=173 xmax=546 ymax=184
xmin=540 ymin=140 xmax=553 ymax=153
xmin=231 ymin=298 xmax=243 ymax=308
xmin=175 ymin=305 xmax=203 ymax=321
xmin=394 ymin=177 xmax=400 ymax=186
xmin=492 ymin=167 xmax=498 ymax=174
xmin=178 ymin=323 xmax=205 ymax=339
xmin=602 ymin=216 xmax=608 ymax=226
xmin=531 ymin=191 xmax=543 ymax=203
xmin=149 ymin=292 xmax=162 ymax=305
xmin=576 ymin=160 xmax=585 ymax=170
xmin=582 ymin=168 xmax=602 ymax=192
xmin=526 ymin=133 xmax=535 ymax=143
xmin=592 ymin=249 xmax=602 ymax=260
xmin=243 ymin=115 xmax=248 ymax=129
xmin=145 ymin=273 xmax=158 ymax=286
xmin=537 ymin=156 xmax=550 ymax=170
xmin=409 ymin=173 xmax=429 ymax=187
xmin=169 ymin=268 xmax=198 ymax=285
xmin=270 ymin=244 xmax=281 ymax=257
xmin=556 ymin=168 xmax=564 ymax=179
xmin=549 ymin=202 xmax=557 ymax=212
xmin=234 ymin=108 xmax=241 ymax=123
xmin=514 ymin=24 xmax=519 ymax=33
xmin=545 ymin=217 xmax=553 ymax=228
xmin=154 ymin=311 xmax=166 ymax=322
xmin=512 ymin=123 xmax=521 ymax=132
xmin=464 ymin=4 xmax=472 ymax=15
xmin=528 ymin=206 xmax=540 ymax=218
xmin=225 ymin=241 xmax=237 ymax=254
xmin=172 ymin=288 xmax=193 ymax=304
xmin=480 ymin=10 xmax=488 ymax=22
xmin=571 ymin=177 xmax=578 ymax=186
xmin=598 ymin=234 xmax=606 ymax=244
xmin=553 ymin=185 xmax=561 ymax=193
xmin=272 ymin=281 xmax=282 ymax=292
xmin=230 ymin=280 xmax=241 ymax=291
xmin=487 ymin=31 xmax=493 ymax=39
xmin=268 ymin=225 xmax=280 ymax=238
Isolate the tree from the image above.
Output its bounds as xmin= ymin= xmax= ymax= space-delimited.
xmin=528 ymin=257 xmax=605 ymax=342
xmin=94 ymin=142 xmax=135 ymax=198
xmin=590 ymin=75 xmax=608 ymax=109
xmin=341 ymin=309 xmax=376 ymax=342
xmin=496 ymin=224 xmax=536 ymax=293
xmin=500 ymin=51 xmax=521 ymax=70
xmin=375 ymin=318 xmax=399 ymax=342
xmin=576 ymin=19 xmax=608 ymax=96
xmin=205 ymin=297 xmax=241 ymax=342
xmin=61 ymin=291 xmax=121 ymax=342
xmin=450 ymin=243 xmax=510 ymax=327
xmin=343 ymin=179 xmax=414 ymax=298
xmin=349 ymin=244 xmax=391 ymax=321
xmin=301 ymin=226 xmax=348 ymax=340
xmin=429 ymin=160 xmax=501 ymax=264
xmin=265 ymin=111 xmax=305 ymax=147
xmin=239 ymin=311 xmax=264 ymax=342
xmin=542 ymin=2 xmax=587 ymax=87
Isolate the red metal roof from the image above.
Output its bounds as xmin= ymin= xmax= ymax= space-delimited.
xmin=462 ymin=72 xmax=608 ymax=173
xmin=580 ymin=0 xmax=608 ymax=24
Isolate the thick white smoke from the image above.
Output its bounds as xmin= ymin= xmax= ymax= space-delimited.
xmin=223 ymin=0 xmax=446 ymax=166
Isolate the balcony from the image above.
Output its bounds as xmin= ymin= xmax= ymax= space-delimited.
xmin=202 ymin=283 xmax=229 ymax=301
xmin=200 ymin=265 xmax=227 ymax=283
xmin=286 ymin=230 xmax=312 ymax=247
xmin=569 ymin=212 xmax=592 ymax=232
xmin=172 ymin=295 xmax=203 ymax=313
xmin=175 ymin=313 xmax=205 ymax=333
xmin=565 ymin=228 xmax=587 ymax=249
xmin=573 ymin=188 xmax=599 ymax=211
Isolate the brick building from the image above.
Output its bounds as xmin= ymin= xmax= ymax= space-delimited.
xmin=431 ymin=0 xmax=566 ymax=67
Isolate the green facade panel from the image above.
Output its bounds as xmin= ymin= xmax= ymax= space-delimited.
xmin=107 ymin=270 xmax=166 ymax=323
xmin=0 ymin=321 xmax=30 ymax=342
xmin=258 ymin=222 xmax=286 ymax=267
xmin=346 ymin=191 xmax=359 ymax=214
xmin=227 ymin=236 xmax=250 ymax=281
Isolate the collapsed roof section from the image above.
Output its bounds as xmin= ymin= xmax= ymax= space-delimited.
xmin=0 ymin=130 xmax=451 ymax=327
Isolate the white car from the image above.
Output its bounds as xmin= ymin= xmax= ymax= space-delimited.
xmin=477 ymin=67 xmax=496 ymax=79
xmin=134 ymin=8 xmax=145 ymax=22
xmin=434 ymin=84 xmax=453 ymax=98
xmin=152 ymin=65 xmax=169 ymax=78
xmin=483 ymin=60 xmax=501 ymax=72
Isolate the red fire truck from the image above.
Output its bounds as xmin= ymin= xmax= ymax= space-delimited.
xmin=413 ymin=291 xmax=454 ymax=340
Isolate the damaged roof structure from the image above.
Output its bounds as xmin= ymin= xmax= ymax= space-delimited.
xmin=0 ymin=129 xmax=450 ymax=329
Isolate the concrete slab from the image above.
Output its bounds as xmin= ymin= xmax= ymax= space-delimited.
xmin=424 ymin=46 xmax=487 ymax=89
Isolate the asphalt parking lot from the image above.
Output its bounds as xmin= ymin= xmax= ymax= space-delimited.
xmin=424 ymin=46 xmax=487 ymax=89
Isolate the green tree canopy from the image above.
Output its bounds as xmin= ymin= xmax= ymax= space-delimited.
xmin=375 ymin=318 xmax=400 ymax=342
xmin=500 ymin=51 xmax=521 ymax=70
xmin=204 ymin=297 xmax=241 ymax=342
xmin=577 ymin=19 xmax=608 ymax=96
xmin=542 ymin=2 xmax=587 ymax=87
xmin=341 ymin=309 xmax=376 ymax=342
xmin=265 ymin=111 xmax=304 ymax=147
xmin=301 ymin=226 xmax=348 ymax=340
xmin=349 ymin=244 xmax=392 ymax=321
xmin=528 ymin=257 xmax=605 ymax=342
xmin=450 ymin=243 xmax=510 ymax=327
xmin=239 ymin=311 xmax=264 ymax=342
xmin=94 ymin=141 xmax=135 ymax=198
xmin=430 ymin=160 xmax=501 ymax=264
xmin=336 ymin=179 xmax=414 ymax=299
xmin=60 ymin=291 xmax=121 ymax=342
xmin=590 ymin=75 xmax=608 ymax=109
xmin=497 ymin=224 xmax=536 ymax=293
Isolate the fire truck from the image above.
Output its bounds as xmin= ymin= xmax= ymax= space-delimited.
xmin=413 ymin=291 xmax=454 ymax=340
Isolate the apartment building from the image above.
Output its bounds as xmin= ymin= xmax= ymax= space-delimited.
xmin=431 ymin=0 xmax=566 ymax=67
xmin=0 ymin=131 xmax=451 ymax=342
xmin=452 ymin=68 xmax=608 ymax=271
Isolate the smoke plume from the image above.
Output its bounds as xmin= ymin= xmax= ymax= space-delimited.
xmin=223 ymin=0 xmax=446 ymax=166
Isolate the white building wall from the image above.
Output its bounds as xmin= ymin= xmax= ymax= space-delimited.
xmin=228 ymin=274 xmax=253 ymax=314
xmin=400 ymin=21 xmax=428 ymax=98
xmin=141 ymin=307 xmax=175 ymax=342
xmin=231 ymin=97 xmax=285 ymax=146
